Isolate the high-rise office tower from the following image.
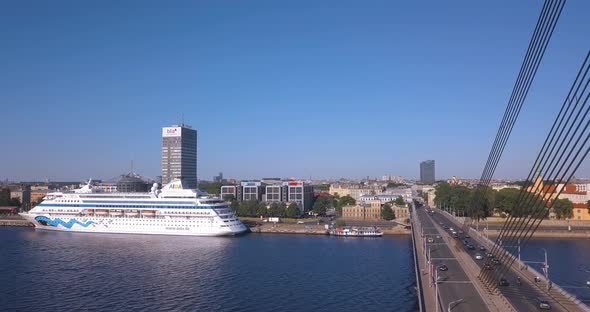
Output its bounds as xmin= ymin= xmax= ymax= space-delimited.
xmin=420 ymin=160 xmax=435 ymax=184
xmin=162 ymin=124 xmax=197 ymax=188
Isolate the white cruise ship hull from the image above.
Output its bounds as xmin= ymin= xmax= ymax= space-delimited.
xmin=22 ymin=179 xmax=249 ymax=237
xmin=20 ymin=213 xmax=248 ymax=236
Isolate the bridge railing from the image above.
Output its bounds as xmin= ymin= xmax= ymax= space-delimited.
xmin=410 ymin=204 xmax=425 ymax=311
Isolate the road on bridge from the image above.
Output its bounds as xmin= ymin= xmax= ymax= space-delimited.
xmin=414 ymin=206 xmax=491 ymax=312
xmin=430 ymin=207 xmax=586 ymax=312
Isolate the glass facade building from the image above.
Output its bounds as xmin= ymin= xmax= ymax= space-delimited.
xmin=420 ymin=160 xmax=435 ymax=184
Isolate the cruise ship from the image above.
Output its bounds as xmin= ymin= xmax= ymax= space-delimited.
xmin=19 ymin=179 xmax=248 ymax=236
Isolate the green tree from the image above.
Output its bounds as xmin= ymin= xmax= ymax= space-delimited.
xmin=334 ymin=195 xmax=355 ymax=216
xmin=286 ymin=203 xmax=300 ymax=218
xmin=494 ymin=188 xmax=520 ymax=215
xmin=338 ymin=195 xmax=356 ymax=206
xmin=223 ymin=194 xmax=235 ymax=201
xmin=313 ymin=196 xmax=332 ymax=215
xmin=587 ymin=200 xmax=590 ymax=214
xmin=237 ymin=200 xmax=258 ymax=217
xmin=381 ymin=204 xmax=395 ymax=221
xmin=198 ymin=182 xmax=223 ymax=195
xmin=276 ymin=202 xmax=287 ymax=217
xmin=230 ymin=200 xmax=240 ymax=212
xmin=268 ymin=202 xmax=286 ymax=217
xmin=394 ymin=196 xmax=405 ymax=206
xmin=256 ymin=202 xmax=267 ymax=217
xmin=553 ymin=198 xmax=573 ymax=220
xmin=0 ymin=188 xmax=11 ymax=206
xmin=386 ymin=182 xmax=404 ymax=188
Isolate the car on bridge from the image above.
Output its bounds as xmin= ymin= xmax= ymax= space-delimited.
xmin=475 ymin=254 xmax=483 ymax=260
xmin=498 ymin=278 xmax=509 ymax=286
xmin=427 ymin=237 xmax=434 ymax=243
xmin=483 ymin=263 xmax=493 ymax=270
xmin=535 ymin=298 xmax=551 ymax=310
xmin=479 ymin=246 xmax=486 ymax=251
xmin=438 ymin=264 xmax=449 ymax=271
xmin=467 ymin=244 xmax=475 ymax=250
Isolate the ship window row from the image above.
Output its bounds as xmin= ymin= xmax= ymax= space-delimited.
xmin=166 ymin=211 xmax=210 ymax=215
xmin=39 ymin=203 xmax=221 ymax=209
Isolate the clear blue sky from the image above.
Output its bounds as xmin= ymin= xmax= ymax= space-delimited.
xmin=1 ymin=0 xmax=589 ymax=182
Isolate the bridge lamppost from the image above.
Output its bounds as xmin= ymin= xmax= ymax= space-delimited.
xmin=541 ymin=248 xmax=550 ymax=291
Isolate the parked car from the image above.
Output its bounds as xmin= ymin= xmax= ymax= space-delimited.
xmin=492 ymin=258 xmax=501 ymax=265
xmin=463 ymin=240 xmax=469 ymax=245
xmin=427 ymin=237 xmax=434 ymax=243
xmin=467 ymin=244 xmax=475 ymax=250
xmin=452 ymin=233 xmax=458 ymax=238
xmin=438 ymin=264 xmax=449 ymax=271
xmin=486 ymin=252 xmax=494 ymax=258
xmin=465 ymin=234 xmax=470 ymax=238
xmin=458 ymin=230 xmax=464 ymax=234
xmin=436 ymin=235 xmax=441 ymax=239
xmin=535 ymin=298 xmax=551 ymax=310
xmin=483 ymin=264 xmax=493 ymax=270
xmin=479 ymin=246 xmax=486 ymax=251
xmin=498 ymin=278 xmax=510 ymax=286
xmin=443 ymin=225 xmax=449 ymax=229
xmin=297 ymin=221 xmax=305 ymax=224
xmin=475 ymin=254 xmax=483 ymax=260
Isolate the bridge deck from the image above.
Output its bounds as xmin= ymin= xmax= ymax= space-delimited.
xmin=412 ymin=205 xmax=499 ymax=312
xmin=435 ymin=208 xmax=590 ymax=312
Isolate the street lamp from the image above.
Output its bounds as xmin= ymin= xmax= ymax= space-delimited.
xmin=448 ymin=298 xmax=463 ymax=311
xmin=541 ymin=248 xmax=550 ymax=291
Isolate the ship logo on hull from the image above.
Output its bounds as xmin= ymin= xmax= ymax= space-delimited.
xmin=34 ymin=216 xmax=95 ymax=229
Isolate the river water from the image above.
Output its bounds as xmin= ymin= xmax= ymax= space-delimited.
xmin=0 ymin=228 xmax=417 ymax=311
xmin=518 ymin=238 xmax=590 ymax=304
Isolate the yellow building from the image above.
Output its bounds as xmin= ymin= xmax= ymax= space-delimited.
xmin=394 ymin=205 xmax=409 ymax=220
xmin=30 ymin=190 xmax=49 ymax=206
xmin=526 ymin=177 xmax=563 ymax=201
xmin=329 ymin=184 xmax=378 ymax=201
xmin=559 ymin=183 xmax=590 ymax=221
xmin=572 ymin=204 xmax=590 ymax=221
xmin=342 ymin=200 xmax=381 ymax=220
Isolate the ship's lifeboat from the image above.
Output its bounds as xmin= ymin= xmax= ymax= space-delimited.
xmin=95 ymin=209 xmax=108 ymax=215
xmin=125 ymin=210 xmax=139 ymax=217
xmin=110 ymin=210 xmax=123 ymax=216
xmin=84 ymin=209 xmax=95 ymax=214
xmin=141 ymin=210 xmax=156 ymax=216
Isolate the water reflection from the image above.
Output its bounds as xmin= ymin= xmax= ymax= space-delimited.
xmin=1 ymin=228 xmax=417 ymax=311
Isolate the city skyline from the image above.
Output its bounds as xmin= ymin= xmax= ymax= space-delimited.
xmin=2 ymin=1 xmax=590 ymax=181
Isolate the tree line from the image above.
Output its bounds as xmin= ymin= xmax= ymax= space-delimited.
xmin=226 ymin=199 xmax=301 ymax=218
xmin=434 ymin=182 xmax=573 ymax=220
xmin=0 ymin=189 xmax=20 ymax=207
